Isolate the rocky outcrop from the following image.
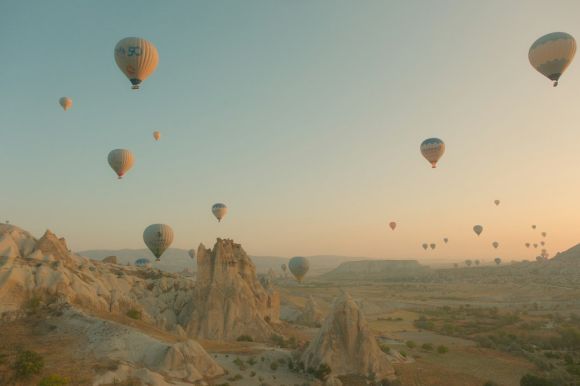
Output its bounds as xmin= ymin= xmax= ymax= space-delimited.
xmin=0 ymin=225 xmax=225 ymax=384
xmin=183 ymin=238 xmax=279 ymax=341
xmin=301 ymin=292 xmax=395 ymax=380
xmin=296 ymin=295 xmax=323 ymax=327
xmin=102 ymin=256 xmax=117 ymax=264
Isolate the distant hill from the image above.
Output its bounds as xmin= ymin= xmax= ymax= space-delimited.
xmin=551 ymin=243 xmax=580 ymax=263
xmin=77 ymin=248 xmax=370 ymax=275
xmin=319 ymin=259 xmax=431 ymax=281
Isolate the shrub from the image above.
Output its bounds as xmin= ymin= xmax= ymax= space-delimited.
xmin=520 ymin=374 xmax=555 ymax=386
xmin=270 ymin=362 xmax=278 ymax=371
xmin=400 ymin=350 xmax=407 ymax=358
xmin=227 ymin=374 xmax=243 ymax=381
xmin=483 ymin=382 xmax=499 ymax=386
xmin=437 ymin=345 xmax=449 ymax=354
xmin=237 ymin=335 xmax=253 ymax=342
xmin=126 ymin=308 xmax=141 ymax=320
xmin=233 ymin=357 xmax=244 ymax=367
xmin=13 ymin=350 xmax=44 ymax=379
xmin=406 ymin=340 xmax=416 ymax=349
xmin=26 ymin=296 xmax=42 ymax=313
xmin=313 ymin=363 xmax=331 ymax=381
xmin=421 ymin=343 xmax=434 ymax=351
xmin=38 ymin=375 xmax=70 ymax=386
xmin=250 ymin=371 xmax=256 ymax=377
xmin=246 ymin=357 xmax=257 ymax=366
xmin=380 ymin=344 xmax=391 ymax=354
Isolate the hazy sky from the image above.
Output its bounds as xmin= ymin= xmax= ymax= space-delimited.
xmin=1 ymin=1 xmax=580 ymax=261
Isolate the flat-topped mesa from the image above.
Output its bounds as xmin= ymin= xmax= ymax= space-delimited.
xmin=301 ymin=292 xmax=396 ymax=381
xmin=185 ymin=238 xmax=279 ymax=341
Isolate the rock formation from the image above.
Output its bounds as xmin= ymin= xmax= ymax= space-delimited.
xmin=0 ymin=225 xmax=227 ymax=383
xmin=296 ymin=295 xmax=323 ymax=327
xmin=301 ymin=292 xmax=395 ymax=381
xmin=102 ymin=255 xmax=118 ymax=264
xmin=183 ymin=238 xmax=280 ymax=341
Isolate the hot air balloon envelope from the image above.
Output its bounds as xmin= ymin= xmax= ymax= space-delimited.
xmin=114 ymin=37 xmax=159 ymax=89
xmin=143 ymin=224 xmax=174 ymax=261
xmin=529 ymin=32 xmax=576 ymax=86
xmin=108 ymin=149 xmax=134 ymax=179
xmin=420 ymin=138 xmax=445 ymax=168
xmin=288 ymin=256 xmax=310 ymax=282
xmin=212 ymin=203 xmax=228 ymax=222
xmin=59 ymin=97 xmax=72 ymax=111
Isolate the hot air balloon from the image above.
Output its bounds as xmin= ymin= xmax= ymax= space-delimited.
xmin=532 ymin=225 xmax=537 ymax=229
xmin=525 ymin=242 xmax=530 ymax=248
xmin=135 ymin=258 xmax=151 ymax=267
xmin=529 ymin=32 xmax=576 ymax=87
xmin=389 ymin=222 xmax=397 ymax=231
xmin=541 ymin=232 xmax=547 ymax=237
xmin=143 ymin=224 xmax=174 ymax=261
xmin=108 ymin=149 xmax=134 ymax=179
xmin=494 ymin=257 xmax=502 ymax=266
xmin=494 ymin=200 xmax=500 ymax=206
xmin=540 ymin=241 xmax=545 ymax=246
xmin=188 ymin=249 xmax=195 ymax=259
xmin=288 ymin=256 xmax=309 ymax=282
xmin=212 ymin=203 xmax=228 ymax=222
xmin=443 ymin=238 xmax=449 ymax=244
xmin=492 ymin=241 xmax=499 ymax=249
xmin=430 ymin=243 xmax=436 ymax=250
xmin=153 ymin=131 xmax=161 ymax=141
xmin=473 ymin=225 xmax=483 ymax=236
xmin=59 ymin=97 xmax=72 ymax=111
xmin=114 ymin=37 xmax=159 ymax=90
xmin=420 ymin=138 xmax=445 ymax=168
xmin=422 ymin=243 xmax=428 ymax=250
xmin=533 ymin=243 xmax=538 ymax=248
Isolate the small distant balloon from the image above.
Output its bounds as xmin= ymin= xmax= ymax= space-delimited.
xmin=492 ymin=241 xmax=499 ymax=249
xmin=529 ymin=32 xmax=576 ymax=87
xmin=422 ymin=243 xmax=428 ymax=251
xmin=540 ymin=241 xmax=545 ymax=246
xmin=135 ymin=258 xmax=151 ymax=267
xmin=443 ymin=238 xmax=448 ymax=244
xmin=494 ymin=200 xmax=500 ymax=206
xmin=288 ymin=256 xmax=310 ymax=282
xmin=525 ymin=242 xmax=530 ymax=248
xmin=389 ymin=221 xmax=397 ymax=231
xmin=494 ymin=257 xmax=502 ymax=266
xmin=153 ymin=131 xmax=161 ymax=141
xmin=430 ymin=243 xmax=436 ymax=250
xmin=533 ymin=243 xmax=538 ymax=248
xmin=541 ymin=232 xmax=547 ymax=238
xmin=212 ymin=203 xmax=228 ymax=222
xmin=420 ymin=138 xmax=445 ymax=168
xmin=473 ymin=225 xmax=483 ymax=236
xmin=532 ymin=225 xmax=537 ymax=230
xmin=59 ymin=97 xmax=72 ymax=111
xmin=188 ymin=249 xmax=195 ymax=259
xmin=143 ymin=224 xmax=174 ymax=261
xmin=108 ymin=149 xmax=135 ymax=179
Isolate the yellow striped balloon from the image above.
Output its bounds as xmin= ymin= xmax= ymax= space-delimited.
xmin=114 ymin=37 xmax=159 ymax=90
xmin=529 ymin=32 xmax=576 ymax=87
xmin=107 ymin=149 xmax=134 ymax=179
xmin=153 ymin=131 xmax=161 ymax=141
xmin=143 ymin=224 xmax=174 ymax=261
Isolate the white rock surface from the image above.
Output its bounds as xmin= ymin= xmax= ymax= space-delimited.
xmin=301 ymin=292 xmax=396 ymax=380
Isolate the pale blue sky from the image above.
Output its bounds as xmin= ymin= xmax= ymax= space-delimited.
xmin=1 ymin=1 xmax=580 ymax=261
